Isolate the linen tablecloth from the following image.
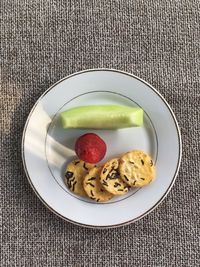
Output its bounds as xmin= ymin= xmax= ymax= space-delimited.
xmin=1 ymin=0 xmax=199 ymax=266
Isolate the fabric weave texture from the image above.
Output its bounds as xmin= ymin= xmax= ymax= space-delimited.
xmin=1 ymin=0 xmax=200 ymax=266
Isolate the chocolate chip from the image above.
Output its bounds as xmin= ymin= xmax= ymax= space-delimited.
xmin=141 ymin=159 xmax=144 ymax=165
xmin=96 ymin=199 xmax=100 ymax=202
xmin=65 ymin=171 xmax=73 ymax=179
xmin=90 ymin=190 xmax=94 ymax=196
xmin=106 ymin=174 xmax=111 ymax=179
xmin=140 ymin=177 xmax=145 ymax=180
xmin=129 ymin=161 xmax=134 ymax=164
xmin=66 ymin=177 xmax=75 ymax=186
xmin=124 ymin=185 xmax=131 ymax=190
xmin=74 ymin=160 xmax=80 ymax=165
xmin=67 ymin=180 xmax=72 ymax=189
xmin=86 ymin=182 xmax=95 ymax=187
xmin=124 ymin=175 xmax=129 ymax=181
xmin=150 ymin=160 xmax=153 ymax=166
xmin=88 ymin=177 xmax=96 ymax=181
xmin=72 ymin=181 xmax=77 ymax=191
xmin=107 ymin=170 xmax=119 ymax=179
xmin=83 ymin=163 xmax=88 ymax=170
xmin=102 ymin=180 xmax=108 ymax=186
xmin=114 ymin=182 xmax=121 ymax=187
xmin=117 ymin=189 xmax=124 ymax=191
xmin=103 ymin=168 xmax=107 ymax=174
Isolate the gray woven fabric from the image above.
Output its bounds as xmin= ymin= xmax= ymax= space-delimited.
xmin=1 ymin=0 xmax=200 ymax=266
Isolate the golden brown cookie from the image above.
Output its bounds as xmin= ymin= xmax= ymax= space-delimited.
xmin=83 ymin=167 xmax=113 ymax=202
xmin=119 ymin=150 xmax=156 ymax=187
xmin=100 ymin=158 xmax=129 ymax=195
xmin=64 ymin=160 xmax=95 ymax=196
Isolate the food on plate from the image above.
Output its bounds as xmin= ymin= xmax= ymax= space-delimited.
xmin=75 ymin=133 xmax=106 ymax=164
xmin=119 ymin=150 xmax=156 ymax=187
xmin=99 ymin=158 xmax=129 ymax=195
xmin=83 ymin=167 xmax=113 ymax=202
xmin=60 ymin=105 xmax=143 ymax=129
xmin=64 ymin=150 xmax=156 ymax=202
xmin=64 ymin=160 xmax=95 ymax=196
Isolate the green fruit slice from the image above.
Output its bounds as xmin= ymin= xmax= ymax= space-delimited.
xmin=60 ymin=105 xmax=143 ymax=129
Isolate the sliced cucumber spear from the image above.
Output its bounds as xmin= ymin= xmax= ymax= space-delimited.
xmin=60 ymin=105 xmax=143 ymax=129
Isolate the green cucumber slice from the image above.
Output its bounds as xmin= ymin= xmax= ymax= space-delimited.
xmin=60 ymin=105 xmax=143 ymax=129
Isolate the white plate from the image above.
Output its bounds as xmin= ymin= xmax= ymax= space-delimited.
xmin=22 ymin=69 xmax=182 ymax=228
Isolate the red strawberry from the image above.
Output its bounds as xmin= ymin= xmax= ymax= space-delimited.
xmin=75 ymin=133 xmax=107 ymax=164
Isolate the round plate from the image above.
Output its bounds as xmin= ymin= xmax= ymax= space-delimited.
xmin=22 ymin=69 xmax=182 ymax=228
